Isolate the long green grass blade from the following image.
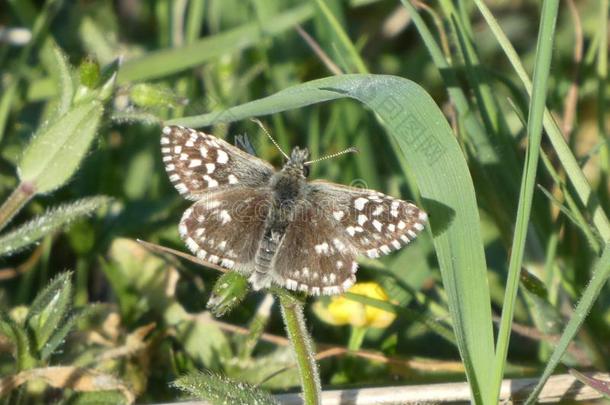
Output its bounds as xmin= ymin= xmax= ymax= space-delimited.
xmin=167 ymin=74 xmax=495 ymax=404
xmin=116 ymin=4 xmax=312 ymax=83
xmin=492 ymin=1 xmax=559 ymax=401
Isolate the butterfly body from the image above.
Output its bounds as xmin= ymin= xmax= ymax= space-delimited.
xmin=161 ymin=125 xmax=427 ymax=296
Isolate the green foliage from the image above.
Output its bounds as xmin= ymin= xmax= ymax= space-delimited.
xmin=1 ymin=0 xmax=609 ymax=404
xmin=0 ymin=196 xmax=110 ymax=257
xmin=173 ymin=371 xmax=280 ymax=405
xmin=207 ymin=271 xmax=250 ymax=317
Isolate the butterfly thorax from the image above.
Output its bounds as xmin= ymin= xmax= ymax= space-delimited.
xmin=270 ymin=146 xmax=309 ymax=206
xmin=251 ymin=147 xmax=310 ymax=289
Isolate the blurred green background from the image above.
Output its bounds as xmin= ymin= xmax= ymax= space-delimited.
xmin=0 ymin=0 xmax=608 ymax=403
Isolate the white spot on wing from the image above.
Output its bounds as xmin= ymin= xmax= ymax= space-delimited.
xmin=189 ymin=159 xmax=202 ymax=168
xmin=314 ymin=242 xmax=329 ymax=254
xmin=332 ymin=238 xmax=346 ymax=251
xmin=186 ymin=237 xmax=198 ymax=252
xmin=219 ymin=210 xmax=231 ymax=224
xmin=221 ymin=258 xmax=235 ymax=268
xmin=205 ymin=163 xmax=215 ymax=173
xmin=203 ymin=175 xmax=218 ymax=188
xmin=358 ymin=214 xmax=368 ymax=225
xmin=333 ymin=211 xmax=345 ymax=221
xmin=228 ymin=174 xmax=239 ymax=184
xmin=372 ymin=220 xmax=383 ymax=232
xmin=354 ymin=197 xmax=368 ymax=211
xmin=323 ymin=286 xmax=340 ymax=295
xmin=216 ymin=149 xmax=229 ymax=164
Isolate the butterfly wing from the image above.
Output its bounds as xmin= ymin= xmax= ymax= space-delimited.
xmin=161 ymin=125 xmax=275 ymax=200
xmin=309 ymin=180 xmax=427 ymax=259
xmin=272 ymin=198 xmax=358 ymax=296
xmin=179 ymin=187 xmax=272 ymax=271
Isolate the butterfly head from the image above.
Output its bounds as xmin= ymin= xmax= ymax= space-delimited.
xmin=282 ymin=146 xmax=310 ymax=178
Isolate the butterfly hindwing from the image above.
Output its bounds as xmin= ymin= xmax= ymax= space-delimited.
xmin=309 ymin=181 xmax=427 ymax=259
xmin=179 ymin=187 xmax=272 ymax=270
xmin=161 ymin=125 xmax=275 ymax=200
xmin=272 ymin=198 xmax=358 ymax=295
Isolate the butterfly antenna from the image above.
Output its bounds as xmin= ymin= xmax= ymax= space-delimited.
xmin=304 ymin=147 xmax=359 ymax=165
xmin=251 ymin=118 xmax=290 ymax=160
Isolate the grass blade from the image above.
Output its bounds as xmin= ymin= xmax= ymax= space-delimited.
xmin=167 ymin=74 xmax=495 ymax=404
xmin=116 ymin=4 xmax=312 ymax=83
xmin=492 ymin=1 xmax=559 ymax=401
xmin=472 ymin=0 xmax=610 ymax=240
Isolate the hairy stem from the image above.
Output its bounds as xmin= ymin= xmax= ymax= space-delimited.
xmin=278 ymin=293 xmax=321 ymax=405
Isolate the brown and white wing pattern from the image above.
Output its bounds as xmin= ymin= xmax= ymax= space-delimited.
xmin=161 ymin=125 xmax=275 ymax=200
xmin=309 ymin=180 xmax=427 ymax=260
xmin=179 ymin=188 xmax=272 ymax=271
xmin=272 ymin=199 xmax=358 ymax=296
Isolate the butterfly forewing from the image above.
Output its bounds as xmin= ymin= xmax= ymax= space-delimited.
xmin=161 ymin=125 xmax=274 ymax=200
xmin=310 ymin=181 xmax=427 ymax=259
xmin=272 ymin=199 xmax=358 ymax=296
xmin=180 ymin=188 xmax=272 ymax=270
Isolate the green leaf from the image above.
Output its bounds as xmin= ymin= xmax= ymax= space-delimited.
xmin=0 ymin=196 xmax=110 ymax=257
xmin=167 ymin=74 xmax=495 ymax=402
xmin=18 ymin=101 xmax=104 ymax=194
xmin=49 ymin=43 xmax=75 ymax=117
xmin=25 ymin=272 xmax=73 ymax=357
xmin=40 ymin=308 xmax=88 ymax=361
xmin=207 ymin=272 xmax=249 ymax=317
xmin=172 ymin=370 xmax=279 ymax=405
xmin=0 ymin=310 xmax=36 ymax=370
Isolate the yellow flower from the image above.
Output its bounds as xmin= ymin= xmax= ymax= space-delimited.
xmin=313 ymin=282 xmax=396 ymax=329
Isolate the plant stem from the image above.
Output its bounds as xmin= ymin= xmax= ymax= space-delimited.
xmin=0 ymin=182 xmax=35 ymax=233
xmin=278 ymin=293 xmax=321 ymax=405
xmin=347 ymin=326 xmax=367 ymax=351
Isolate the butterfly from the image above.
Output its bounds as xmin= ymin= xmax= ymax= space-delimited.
xmin=161 ymin=124 xmax=427 ymax=296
